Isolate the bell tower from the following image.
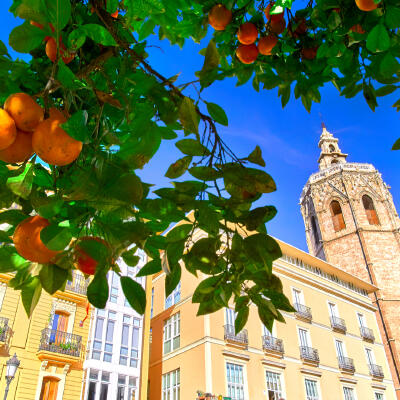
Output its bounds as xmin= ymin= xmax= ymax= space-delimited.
xmin=300 ymin=125 xmax=400 ymax=397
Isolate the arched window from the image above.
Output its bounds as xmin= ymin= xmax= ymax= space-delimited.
xmin=330 ymin=201 xmax=346 ymax=231
xmin=331 ymin=159 xmax=339 ymax=165
xmin=362 ymin=195 xmax=379 ymax=225
xmin=40 ymin=377 xmax=59 ymax=400
xmin=310 ymin=216 xmax=321 ymax=246
xmin=329 ymin=144 xmax=335 ymax=152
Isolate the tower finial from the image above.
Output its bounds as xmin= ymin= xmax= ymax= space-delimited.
xmin=317 ymin=127 xmax=348 ymax=171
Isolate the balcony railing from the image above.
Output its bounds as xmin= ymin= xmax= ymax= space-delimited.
xmin=65 ymin=271 xmax=89 ymax=295
xmin=300 ymin=346 xmax=319 ymax=363
xmin=338 ymin=356 xmax=355 ymax=372
xmin=330 ymin=316 xmax=347 ymax=333
xmin=369 ymin=363 xmax=384 ymax=379
xmin=0 ymin=317 xmax=8 ymax=342
xmin=360 ymin=326 xmax=375 ymax=342
xmin=294 ymin=303 xmax=312 ymax=322
xmin=39 ymin=328 xmax=82 ymax=358
xmin=262 ymin=335 xmax=284 ymax=354
xmin=224 ymin=324 xmax=248 ymax=346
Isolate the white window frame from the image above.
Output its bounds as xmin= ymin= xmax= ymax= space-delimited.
xmin=304 ymin=377 xmax=320 ymax=400
xmin=119 ymin=315 xmax=141 ymax=368
xmin=265 ymin=369 xmax=285 ymax=400
xmin=292 ymin=288 xmax=305 ymax=305
xmin=357 ymin=312 xmax=366 ymax=328
xmin=225 ymin=308 xmax=237 ymax=327
xmin=91 ymin=309 xmax=116 ymax=363
xmin=374 ymin=392 xmax=385 ymax=400
xmin=328 ymin=302 xmax=338 ymax=317
xmin=163 ymin=313 xmax=180 ymax=354
xmin=342 ymin=386 xmax=357 ymax=400
xmin=162 ymin=369 xmax=180 ymax=400
xmin=225 ymin=361 xmax=247 ymax=400
xmin=165 ymin=281 xmax=181 ymax=309
xmin=335 ymin=339 xmax=347 ymax=359
xmin=365 ymin=347 xmax=376 ymax=365
xmin=298 ymin=327 xmax=311 ymax=348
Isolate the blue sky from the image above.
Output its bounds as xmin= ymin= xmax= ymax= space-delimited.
xmin=1 ymin=2 xmax=399 ymax=252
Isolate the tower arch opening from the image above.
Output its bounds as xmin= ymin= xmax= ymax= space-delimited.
xmin=362 ymin=195 xmax=379 ymax=225
xmin=329 ymin=144 xmax=335 ymax=152
xmin=310 ymin=215 xmax=321 ymax=246
xmin=330 ymin=200 xmax=346 ymax=231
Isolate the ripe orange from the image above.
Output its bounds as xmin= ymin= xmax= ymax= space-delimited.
xmin=350 ymin=24 xmax=366 ymax=33
xmin=236 ymin=44 xmax=259 ymax=64
xmin=74 ymin=236 xmax=109 ymax=275
xmin=355 ymin=0 xmax=379 ymax=11
xmin=0 ymin=109 xmax=17 ymax=150
xmin=208 ymin=4 xmax=232 ymax=31
xmin=258 ymin=35 xmax=278 ymax=55
xmin=264 ymin=3 xmax=284 ymax=22
xmin=0 ymin=129 xmax=33 ymax=164
xmin=45 ymin=37 xmax=75 ymax=65
xmin=301 ymin=46 xmax=318 ymax=60
xmin=4 ymin=93 xmax=44 ymax=133
xmin=270 ymin=18 xmax=286 ymax=34
xmin=237 ymin=22 xmax=258 ymax=45
xmin=13 ymin=216 xmax=60 ymax=264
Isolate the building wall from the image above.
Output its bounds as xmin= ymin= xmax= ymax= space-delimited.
xmin=149 ymin=240 xmax=397 ymax=400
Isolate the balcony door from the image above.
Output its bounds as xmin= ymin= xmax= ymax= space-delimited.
xmin=50 ymin=311 xmax=69 ymax=344
xmin=365 ymin=348 xmax=375 ymax=365
xmin=328 ymin=303 xmax=338 ymax=318
xmin=226 ymin=308 xmax=236 ymax=327
xmin=299 ymin=328 xmax=309 ymax=348
xmin=292 ymin=289 xmax=304 ymax=305
xmin=357 ymin=313 xmax=365 ymax=327
xmin=40 ymin=377 xmax=59 ymax=400
xmin=335 ymin=340 xmax=345 ymax=359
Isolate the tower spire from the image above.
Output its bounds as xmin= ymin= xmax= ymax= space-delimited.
xmin=317 ymin=125 xmax=348 ymax=170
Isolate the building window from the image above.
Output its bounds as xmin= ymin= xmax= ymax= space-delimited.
xmin=365 ymin=347 xmax=375 ymax=365
xmin=91 ymin=310 xmax=116 ymax=362
xmin=163 ymin=313 xmax=180 ymax=354
xmin=119 ymin=315 xmax=140 ymax=367
xmin=110 ymin=272 xmax=119 ymax=303
xmin=226 ymin=363 xmax=245 ymax=400
xmin=362 ymin=195 xmax=379 ymax=225
xmin=265 ymin=371 xmax=283 ymax=400
xmin=375 ymin=393 xmax=384 ymax=400
xmin=99 ymin=372 xmax=109 ymax=400
xmin=328 ymin=302 xmax=337 ymax=317
xmin=343 ymin=387 xmax=356 ymax=400
xmin=165 ymin=281 xmax=181 ymax=309
xmin=310 ymin=216 xmax=321 ymax=246
xmin=305 ymin=379 xmax=319 ymax=400
xmin=335 ymin=339 xmax=345 ymax=359
xmin=40 ymin=377 xmax=59 ymax=400
xmin=330 ymin=200 xmax=346 ymax=231
xmin=162 ymin=369 xmax=180 ymax=400
xmin=292 ymin=288 xmax=305 ymax=306
xmin=87 ymin=370 xmax=98 ymax=400
xmin=357 ymin=313 xmax=365 ymax=327
xmin=329 ymin=144 xmax=335 ymax=152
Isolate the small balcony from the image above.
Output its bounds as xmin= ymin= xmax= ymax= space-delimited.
xmin=330 ymin=316 xmax=347 ymax=333
xmin=38 ymin=328 xmax=82 ymax=359
xmin=294 ymin=303 xmax=312 ymax=322
xmin=300 ymin=346 xmax=319 ymax=364
xmin=338 ymin=356 xmax=355 ymax=373
xmin=224 ymin=324 xmax=248 ymax=348
xmin=369 ymin=363 xmax=384 ymax=379
xmin=262 ymin=335 xmax=284 ymax=355
xmin=0 ymin=317 xmax=9 ymax=342
xmin=360 ymin=326 xmax=375 ymax=342
xmin=65 ymin=271 xmax=89 ymax=295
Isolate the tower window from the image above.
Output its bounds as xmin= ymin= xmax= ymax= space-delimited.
xmin=362 ymin=195 xmax=379 ymax=225
xmin=331 ymin=159 xmax=338 ymax=165
xmin=330 ymin=201 xmax=346 ymax=232
xmin=310 ymin=216 xmax=321 ymax=246
xmin=329 ymin=144 xmax=335 ymax=153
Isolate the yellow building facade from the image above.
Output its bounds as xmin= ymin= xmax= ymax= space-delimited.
xmin=148 ymin=233 xmax=397 ymax=400
xmin=0 ymin=271 xmax=91 ymax=400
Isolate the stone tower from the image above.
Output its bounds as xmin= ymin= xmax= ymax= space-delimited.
xmin=300 ymin=125 xmax=400 ymax=397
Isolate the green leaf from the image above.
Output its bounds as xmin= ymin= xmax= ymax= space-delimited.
xmin=39 ymin=264 xmax=68 ymax=295
xmin=247 ymin=145 xmax=266 ymax=167
xmin=9 ymin=21 xmax=46 ymax=53
xmin=107 ymin=173 xmax=143 ymax=205
xmin=44 ymin=0 xmax=71 ymax=31
xmin=57 ymin=61 xmax=84 ymax=89
xmin=87 ymin=272 xmax=109 ymax=308
xmin=61 ymin=110 xmax=90 ymax=143
xmin=385 ymin=7 xmax=400 ymax=29
xmin=7 ymin=163 xmax=34 ymax=199
xmin=178 ymin=97 xmax=200 ymax=135
xmin=189 ymin=166 xmax=222 ymax=181
xmin=81 ymin=24 xmax=117 ymax=46
xmin=199 ymin=40 xmax=219 ymax=76
xmin=165 ymin=263 xmax=181 ymax=298
xmin=205 ymin=102 xmax=228 ymax=126
xmin=363 ymin=83 xmax=378 ymax=112
xmin=235 ymin=306 xmax=249 ymax=334
xmin=37 ymin=197 xmax=64 ymax=219
xmin=166 ymin=223 xmax=192 ymax=243
xmin=0 ymin=246 xmax=29 ymax=272
xmin=106 ymin=0 xmax=119 ymax=13
xmin=392 ymin=138 xmax=400 ymax=150
xmin=0 ymin=210 xmax=27 ymax=226
xmin=68 ymin=28 xmax=87 ymax=50
xmin=175 ymin=139 xmax=210 ymax=157
xmin=257 ymin=299 xmax=275 ymax=332
xmin=366 ymin=24 xmax=390 ymax=53
xmin=14 ymin=0 xmax=48 ymax=24
xmin=40 ymin=224 xmax=72 ymax=251
xmin=375 ymin=85 xmax=397 ymax=97
xmin=120 ymin=276 xmax=147 ymax=314
xmin=380 ymin=53 xmax=399 ymax=76
xmin=121 ymin=251 xmax=140 ymax=267
xmin=21 ymin=276 xmax=42 ymax=317
xmin=165 ymin=156 xmax=192 ymax=179
xmin=244 ymin=206 xmax=277 ymax=231
xmin=136 ymin=258 xmax=162 ymax=277
xmin=278 ymin=84 xmax=291 ymax=108
xmin=197 ymin=204 xmax=220 ymax=237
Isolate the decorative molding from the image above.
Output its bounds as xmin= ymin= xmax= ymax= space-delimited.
xmin=371 ymin=383 xmax=386 ymax=390
xmin=261 ymin=359 xmax=286 ymax=369
xmin=300 ymin=368 xmax=322 ymax=377
xmin=339 ymin=376 xmax=358 ymax=384
xmin=222 ymin=350 xmax=250 ymax=361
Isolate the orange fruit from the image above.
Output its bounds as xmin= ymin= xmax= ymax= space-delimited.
xmin=13 ymin=216 xmax=60 ymax=264
xmin=74 ymin=236 xmax=109 ymax=275
xmin=208 ymin=4 xmax=232 ymax=31
xmin=0 ymin=129 xmax=33 ymax=164
xmin=270 ymin=18 xmax=286 ymax=34
xmin=350 ymin=24 xmax=366 ymax=33
xmin=237 ymin=22 xmax=258 ymax=45
xmin=355 ymin=0 xmax=379 ymax=11
xmin=32 ymin=112 xmax=83 ymax=166
xmin=258 ymin=35 xmax=278 ymax=55
xmin=264 ymin=3 xmax=284 ymax=22
xmin=4 ymin=93 xmax=44 ymax=133
xmin=0 ymin=109 xmax=17 ymax=150
xmin=236 ymin=44 xmax=259 ymax=64
xmin=301 ymin=46 xmax=318 ymax=60
xmin=111 ymin=9 xmax=118 ymax=18
xmin=45 ymin=37 xmax=75 ymax=65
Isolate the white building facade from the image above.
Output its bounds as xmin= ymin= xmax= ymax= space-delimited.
xmin=82 ymin=252 xmax=147 ymax=400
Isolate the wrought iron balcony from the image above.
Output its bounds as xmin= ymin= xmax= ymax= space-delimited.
xmin=369 ymin=363 xmax=384 ymax=379
xmin=39 ymin=328 xmax=82 ymax=358
xmin=360 ymin=326 xmax=375 ymax=342
xmin=262 ymin=335 xmax=284 ymax=354
xmin=65 ymin=271 xmax=89 ymax=295
xmin=224 ymin=324 xmax=248 ymax=347
xmin=294 ymin=303 xmax=312 ymax=322
xmin=300 ymin=346 xmax=319 ymax=364
xmin=330 ymin=316 xmax=347 ymax=333
xmin=338 ymin=356 xmax=355 ymax=373
xmin=0 ymin=317 xmax=8 ymax=342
